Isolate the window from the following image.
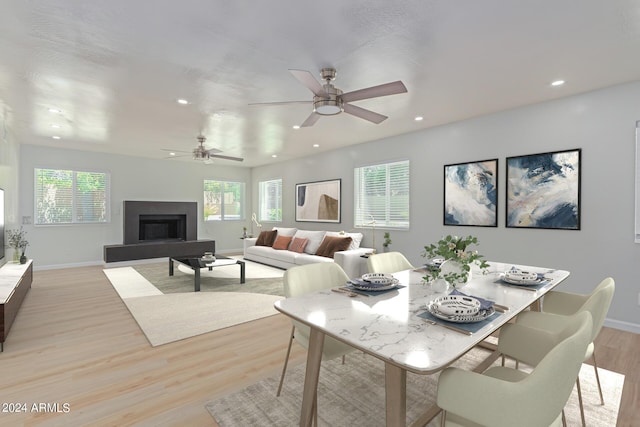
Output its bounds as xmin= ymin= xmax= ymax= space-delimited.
xmin=204 ymin=180 xmax=245 ymax=221
xmin=35 ymin=168 xmax=110 ymax=224
xmin=258 ymin=178 xmax=282 ymax=222
xmin=354 ymin=160 xmax=410 ymax=229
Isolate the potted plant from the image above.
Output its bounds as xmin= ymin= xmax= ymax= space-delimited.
xmin=382 ymin=232 xmax=392 ymax=252
xmin=421 ymin=235 xmax=489 ymax=288
xmin=7 ymin=227 xmax=29 ymax=264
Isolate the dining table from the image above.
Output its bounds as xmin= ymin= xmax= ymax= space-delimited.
xmin=273 ymin=261 xmax=570 ymax=427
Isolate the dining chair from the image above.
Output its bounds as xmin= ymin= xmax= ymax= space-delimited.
xmin=499 ymin=277 xmax=615 ymax=427
xmin=276 ymin=263 xmax=355 ymax=398
xmin=437 ymin=311 xmax=593 ymax=427
xmin=367 ymin=251 xmax=414 ymax=274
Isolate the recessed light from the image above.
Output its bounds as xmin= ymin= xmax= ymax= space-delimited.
xmin=271 ymin=154 xmax=277 ymax=158
xmin=48 ymin=108 xmax=62 ymax=114
xmin=414 ymin=116 xmax=424 ymax=121
xmin=52 ymin=135 xmax=61 ymax=140
xmin=177 ymin=99 xmax=189 ymax=105
xmin=169 ymin=152 xmax=176 ymax=156
xmin=313 ymin=144 xmax=319 ymax=148
xmin=292 ymin=125 xmax=300 ymax=130
xmin=50 ymin=124 xmax=61 ymax=128
xmin=551 ymin=80 xmax=565 ymax=87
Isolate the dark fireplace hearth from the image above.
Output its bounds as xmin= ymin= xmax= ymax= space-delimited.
xmin=123 ymin=201 xmax=197 ymax=245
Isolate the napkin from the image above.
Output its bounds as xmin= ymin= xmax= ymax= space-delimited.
xmin=449 ymin=289 xmax=494 ymax=311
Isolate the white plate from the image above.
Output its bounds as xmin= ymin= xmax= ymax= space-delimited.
xmin=426 ymin=302 xmax=495 ymax=323
xmin=350 ymin=278 xmax=399 ymax=292
xmin=432 ymin=295 xmax=481 ymax=316
xmin=361 ymin=273 xmax=395 ymax=285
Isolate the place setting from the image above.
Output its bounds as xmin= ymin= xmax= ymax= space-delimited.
xmin=497 ymin=266 xmax=552 ymax=291
xmin=333 ymin=273 xmax=405 ymax=297
xmin=418 ymin=289 xmax=508 ymax=335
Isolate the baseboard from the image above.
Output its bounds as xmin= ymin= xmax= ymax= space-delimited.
xmin=604 ymin=318 xmax=640 ymax=334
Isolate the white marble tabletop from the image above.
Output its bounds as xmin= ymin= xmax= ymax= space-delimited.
xmin=274 ymin=261 xmax=570 ymax=374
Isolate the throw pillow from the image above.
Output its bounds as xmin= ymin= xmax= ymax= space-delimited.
xmin=272 ymin=227 xmax=298 ymax=237
xmin=272 ymin=235 xmax=293 ymax=250
xmin=315 ymin=236 xmax=353 ymax=258
xmin=255 ymin=230 xmax=277 ymax=247
xmin=291 ymin=230 xmax=326 ymax=254
xmin=289 ymin=237 xmax=309 ymax=253
xmin=325 ymin=231 xmax=364 ymax=250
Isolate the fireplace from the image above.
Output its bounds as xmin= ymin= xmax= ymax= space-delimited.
xmin=123 ymin=201 xmax=197 ymax=245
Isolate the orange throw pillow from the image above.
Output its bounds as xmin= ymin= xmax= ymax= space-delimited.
xmin=289 ymin=237 xmax=309 ymax=253
xmin=315 ymin=236 xmax=352 ymax=258
xmin=272 ymin=235 xmax=293 ymax=250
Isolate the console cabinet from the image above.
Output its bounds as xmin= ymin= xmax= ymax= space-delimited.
xmin=0 ymin=260 xmax=33 ymax=351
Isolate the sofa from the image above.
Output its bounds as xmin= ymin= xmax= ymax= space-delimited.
xmin=243 ymin=227 xmax=373 ymax=278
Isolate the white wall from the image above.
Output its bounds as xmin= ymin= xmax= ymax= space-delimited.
xmin=18 ymin=146 xmax=252 ymax=268
xmin=0 ymin=112 xmax=20 ymax=267
xmin=15 ymin=81 xmax=640 ymax=331
xmin=252 ymin=81 xmax=640 ymax=331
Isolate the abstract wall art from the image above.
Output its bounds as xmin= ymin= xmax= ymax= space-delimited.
xmin=444 ymin=159 xmax=498 ymax=226
xmin=506 ymin=148 xmax=581 ymax=230
xmin=295 ymin=179 xmax=341 ymax=223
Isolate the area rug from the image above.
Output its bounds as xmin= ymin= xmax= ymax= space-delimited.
xmin=103 ymin=258 xmax=285 ymax=346
xmin=206 ymin=348 xmax=624 ymax=427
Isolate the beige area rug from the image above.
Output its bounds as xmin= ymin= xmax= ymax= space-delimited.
xmin=103 ymin=257 xmax=284 ymax=347
xmin=206 ymin=348 xmax=623 ymax=427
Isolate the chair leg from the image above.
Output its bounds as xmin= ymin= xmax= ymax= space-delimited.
xmin=341 ymin=354 xmax=346 ymax=365
xmin=276 ymin=325 xmax=296 ymax=397
xmin=440 ymin=410 xmax=446 ymax=427
xmin=592 ymin=350 xmax=605 ymax=405
xmin=562 ymin=409 xmax=566 ymax=427
xmin=576 ymin=377 xmax=586 ymax=427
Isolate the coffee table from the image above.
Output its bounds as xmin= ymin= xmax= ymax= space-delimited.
xmin=169 ymin=255 xmax=245 ymax=292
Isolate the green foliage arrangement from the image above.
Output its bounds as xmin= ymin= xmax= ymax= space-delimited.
xmin=421 ymin=235 xmax=489 ymax=285
xmin=7 ymin=227 xmax=29 ymax=254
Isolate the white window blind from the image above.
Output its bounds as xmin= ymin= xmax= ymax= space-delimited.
xmin=259 ymin=178 xmax=282 ymax=222
xmin=354 ymin=160 xmax=410 ymax=229
xmin=204 ymin=180 xmax=245 ymax=221
xmin=35 ymin=169 xmax=110 ymax=224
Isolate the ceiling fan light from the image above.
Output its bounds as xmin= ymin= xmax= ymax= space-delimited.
xmin=314 ymin=99 xmax=343 ymax=115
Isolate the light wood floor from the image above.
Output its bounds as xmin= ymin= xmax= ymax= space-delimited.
xmin=0 ymin=265 xmax=638 ymax=426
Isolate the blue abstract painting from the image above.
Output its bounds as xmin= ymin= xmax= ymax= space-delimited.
xmin=506 ymin=149 xmax=581 ymax=229
xmin=444 ymin=159 xmax=498 ymax=226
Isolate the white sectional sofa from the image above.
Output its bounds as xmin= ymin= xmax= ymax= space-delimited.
xmin=243 ymin=227 xmax=372 ymax=278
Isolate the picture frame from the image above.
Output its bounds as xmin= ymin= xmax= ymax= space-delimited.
xmin=295 ymin=179 xmax=341 ymax=223
xmin=506 ymin=148 xmax=581 ymax=230
xmin=444 ymin=159 xmax=498 ymax=227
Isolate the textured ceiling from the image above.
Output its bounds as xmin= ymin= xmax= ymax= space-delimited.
xmin=1 ymin=1 xmax=640 ymax=167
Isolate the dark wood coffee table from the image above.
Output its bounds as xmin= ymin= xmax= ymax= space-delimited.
xmin=169 ymin=255 xmax=245 ymax=292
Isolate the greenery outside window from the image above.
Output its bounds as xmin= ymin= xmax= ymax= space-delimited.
xmin=258 ymin=178 xmax=282 ymax=222
xmin=354 ymin=160 xmax=410 ymax=229
xmin=35 ymin=168 xmax=110 ymax=224
xmin=204 ymin=180 xmax=245 ymax=221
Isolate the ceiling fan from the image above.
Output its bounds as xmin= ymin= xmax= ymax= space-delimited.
xmin=163 ymin=135 xmax=244 ymax=163
xmin=250 ymin=68 xmax=408 ymax=126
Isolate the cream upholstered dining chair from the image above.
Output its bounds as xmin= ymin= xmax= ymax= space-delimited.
xmin=437 ymin=311 xmax=593 ymax=427
xmin=499 ymin=277 xmax=615 ymax=427
xmin=367 ymin=251 xmax=414 ymax=274
xmin=276 ymin=262 xmax=356 ymax=397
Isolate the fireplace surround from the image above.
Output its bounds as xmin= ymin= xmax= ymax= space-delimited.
xmin=123 ymin=201 xmax=197 ymax=245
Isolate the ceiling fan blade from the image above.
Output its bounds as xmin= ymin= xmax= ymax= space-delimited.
xmin=343 ymin=103 xmax=388 ymax=124
xmin=300 ymin=112 xmax=321 ymax=127
xmin=204 ymin=148 xmax=222 ymax=154
xmin=341 ymin=81 xmax=407 ymax=103
xmin=208 ymin=154 xmax=244 ymax=162
xmin=161 ymin=148 xmax=191 ymax=154
xmin=163 ymin=154 xmax=190 ymax=159
xmin=248 ymin=100 xmax=312 ymax=106
xmin=289 ymin=69 xmax=326 ymax=97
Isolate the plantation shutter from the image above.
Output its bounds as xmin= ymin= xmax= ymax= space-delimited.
xmin=354 ymin=160 xmax=410 ymax=229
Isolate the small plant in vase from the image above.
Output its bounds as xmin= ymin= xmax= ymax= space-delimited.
xmin=382 ymin=232 xmax=392 ymax=252
xmin=421 ymin=235 xmax=489 ymax=288
xmin=7 ymin=227 xmax=29 ymax=264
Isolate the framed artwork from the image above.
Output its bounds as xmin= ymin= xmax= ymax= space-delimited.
xmin=506 ymin=148 xmax=581 ymax=230
xmin=444 ymin=159 xmax=498 ymax=226
xmin=295 ymin=179 xmax=341 ymax=223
